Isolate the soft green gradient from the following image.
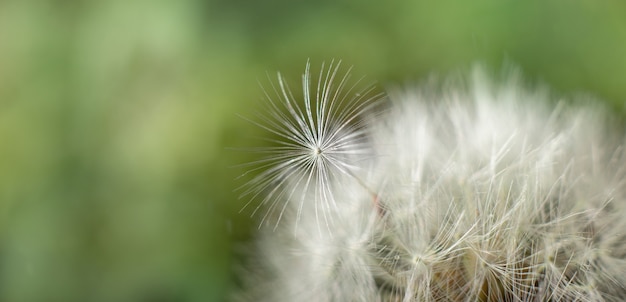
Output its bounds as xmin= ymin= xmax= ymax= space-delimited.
xmin=0 ymin=1 xmax=624 ymax=301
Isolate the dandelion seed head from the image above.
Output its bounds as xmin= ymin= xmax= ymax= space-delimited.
xmin=235 ymin=62 xmax=626 ymax=302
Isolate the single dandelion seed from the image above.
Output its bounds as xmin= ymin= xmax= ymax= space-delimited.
xmin=239 ymin=60 xmax=384 ymax=233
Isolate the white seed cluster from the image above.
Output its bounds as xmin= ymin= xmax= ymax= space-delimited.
xmin=236 ymin=62 xmax=626 ymax=302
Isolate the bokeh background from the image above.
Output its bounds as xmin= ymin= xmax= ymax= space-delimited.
xmin=1 ymin=0 xmax=625 ymax=301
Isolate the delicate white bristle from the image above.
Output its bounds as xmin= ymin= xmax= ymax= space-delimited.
xmin=235 ymin=62 xmax=626 ymax=301
xmin=239 ymin=60 xmax=384 ymax=233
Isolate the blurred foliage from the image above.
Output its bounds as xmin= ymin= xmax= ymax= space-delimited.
xmin=0 ymin=0 xmax=624 ymax=301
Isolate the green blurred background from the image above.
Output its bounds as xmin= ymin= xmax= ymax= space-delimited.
xmin=1 ymin=0 xmax=625 ymax=301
